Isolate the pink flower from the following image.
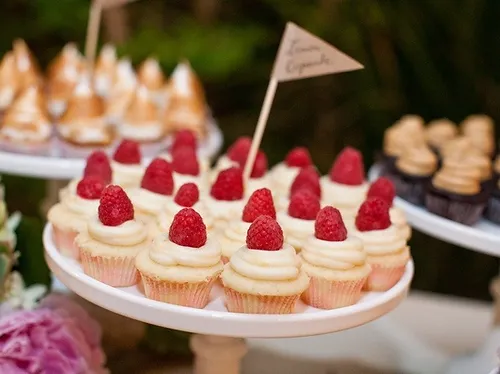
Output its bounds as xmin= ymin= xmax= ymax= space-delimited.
xmin=0 ymin=293 xmax=108 ymax=374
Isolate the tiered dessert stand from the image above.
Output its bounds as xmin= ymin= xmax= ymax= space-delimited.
xmin=43 ymin=223 xmax=414 ymax=374
xmin=369 ymin=164 xmax=500 ymax=374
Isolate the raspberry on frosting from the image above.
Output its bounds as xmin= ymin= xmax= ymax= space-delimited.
xmin=355 ymin=197 xmax=391 ymax=232
xmin=171 ymin=146 xmax=200 ymax=176
xmin=329 ymin=146 xmax=365 ymax=185
xmin=174 ymin=183 xmax=200 ymax=207
xmin=246 ymin=215 xmax=284 ymax=251
xmin=113 ymin=139 xmax=142 ymax=165
xmin=315 ymin=206 xmax=347 ymax=241
xmin=171 ymin=129 xmax=197 ymax=153
xmin=98 ymin=185 xmax=134 ymax=226
xmin=210 ymin=167 xmax=244 ymax=201
xmin=290 ymin=166 xmax=321 ymax=198
xmin=169 ymin=208 xmax=207 ymax=248
xmin=227 ymin=136 xmax=251 ymax=163
xmin=288 ymin=189 xmax=321 ymax=220
xmin=83 ymin=151 xmax=112 ymax=184
xmin=245 ymin=150 xmax=268 ymax=179
xmin=76 ymin=176 xmax=105 ymax=200
xmin=140 ymin=158 xmax=174 ymax=195
xmin=242 ymin=188 xmax=276 ymax=223
xmin=285 ymin=147 xmax=312 ymax=168
xmin=367 ymin=177 xmax=395 ymax=207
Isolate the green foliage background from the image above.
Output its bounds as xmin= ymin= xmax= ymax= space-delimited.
xmin=1 ymin=0 xmax=499 ymax=307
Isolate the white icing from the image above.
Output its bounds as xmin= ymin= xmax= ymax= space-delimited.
xmin=88 ymin=217 xmax=147 ymax=246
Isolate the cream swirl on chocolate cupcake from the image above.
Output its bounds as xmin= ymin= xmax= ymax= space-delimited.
xmin=396 ymin=146 xmax=437 ymax=177
xmin=432 ymin=158 xmax=482 ymax=195
xmin=426 ymin=118 xmax=458 ymax=150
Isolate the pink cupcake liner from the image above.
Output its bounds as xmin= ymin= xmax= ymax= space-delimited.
xmin=364 ymin=263 xmax=406 ymax=291
xmin=224 ymin=287 xmax=299 ymax=314
xmin=221 ymin=256 xmax=230 ymax=264
xmin=80 ymin=249 xmax=139 ymax=287
xmin=52 ymin=227 xmax=79 ymax=260
xmin=301 ymin=276 xmax=368 ymax=309
xmin=140 ymin=274 xmax=219 ymax=309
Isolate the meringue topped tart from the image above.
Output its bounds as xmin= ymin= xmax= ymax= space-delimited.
xmin=106 ymin=58 xmax=137 ymax=125
xmin=137 ymin=57 xmax=165 ymax=96
xmin=12 ymin=39 xmax=41 ymax=89
xmin=94 ymin=44 xmax=117 ymax=97
xmin=0 ymin=52 xmax=19 ymax=110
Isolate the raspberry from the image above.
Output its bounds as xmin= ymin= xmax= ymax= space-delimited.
xmin=290 ymin=166 xmax=321 ymax=198
xmin=76 ymin=176 xmax=105 ymax=200
xmin=227 ymin=136 xmax=251 ymax=163
xmin=171 ymin=129 xmax=197 ymax=153
xmin=245 ymin=150 xmax=268 ymax=178
xmin=242 ymin=188 xmax=276 ymax=223
xmin=314 ymin=206 xmax=347 ymax=241
xmin=288 ymin=189 xmax=321 ymax=220
xmin=169 ymin=208 xmax=207 ymax=248
xmin=174 ymin=183 xmax=200 ymax=207
xmin=210 ymin=167 xmax=244 ymax=201
xmin=285 ymin=147 xmax=312 ymax=168
xmin=171 ymin=146 xmax=200 ymax=176
xmin=98 ymin=185 xmax=134 ymax=226
xmin=140 ymin=158 xmax=174 ymax=195
xmin=83 ymin=151 xmax=112 ymax=184
xmin=113 ymin=139 xmax=141 ymax=165
xmin=329 ymin=146 xmax=365 ymax=185
xmin=355 ymin=197 xmax=391 ymax=232
xmin=246 ymin=215 xmax=283 ymax=251
xmin=367 ymin=177 xmax=395 ymax=206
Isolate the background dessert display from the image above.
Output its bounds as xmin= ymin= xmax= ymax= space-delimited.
xmin=380 ymin=114 xmax=500 ymax=226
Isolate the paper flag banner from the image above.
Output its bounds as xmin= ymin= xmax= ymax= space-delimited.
xmin=272 ymin=22 xmax=363 ymax=82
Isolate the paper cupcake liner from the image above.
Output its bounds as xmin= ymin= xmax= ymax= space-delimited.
xmin=387 ymin=170 xmax=430 ymax=206
xmin=140 ymin=274 xmax=219 ymax=309
xmin=365 ymin=263 xmax=406 ymax=292
xmin=224 ymin=287 xmax=299 ymax=314
xmin=221 ymin=256 xmax=230 ymax=264
xmin=485 ymin=194 xmax=500 ymax=225
xmin=52 ymin=227 xmax=79 ymax=260
xmin=80 ymin=249 xmax=139 ymax=287
xmin=301 ymin=276 xmax=367 ymax=309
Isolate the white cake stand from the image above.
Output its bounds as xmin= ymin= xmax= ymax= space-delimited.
xmin=369 ymin=164 xmax=500 ymax=374
xmin=43 ymin=223 xmax=413 ymax=374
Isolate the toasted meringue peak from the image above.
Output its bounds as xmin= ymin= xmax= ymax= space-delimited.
xmin=0 ymin=52 xmax=18 ymax=87
xmin=13 ymin=39 xmax=41 ymax=89
xmin=48 ymin=43 xmax=83 ymax=81
xmin=112 ymin=58 xmax=137 ymax=91
xmin=137 ymin=57 xmax=164 ymax=91
xmin=61 ymin=75 xmax=104 ymax=121
xmin=125 ymin=85 xmax=159 ymax=123
xmin=95 ymin=44 xmax=117 ymax=76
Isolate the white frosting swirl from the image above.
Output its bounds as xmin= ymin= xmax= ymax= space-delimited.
xmin=156 ymin=200 xmax=211 ymax=233
xmin=62 ymin=193 xmax=99 ymax=217
xmin=130 ymin=187 xmax=171 ymax=216
xmin=210 ymin=155 xmax=238 ymax=182
xmin=301 ymin=236 xmax=366 ymax=271
xmin=390 ymin=207 xmax=411 ymax=240
xmin=270 ymin=163 xmax=301 ymax=196
xmin=320 ymin=177 xmax=368 ymax=209
xmin=88 ymin=217 xmax=147 ymax=246
xmin=245 ymin=175 xmax=271 ymax=197
xmin=219 ymin=220 xmax=251 ymax=259
xmin=353 ymin=225 xmax=407 ymax=256
xmin=173 ymin=172 xmax=208 ymax=194
xmin=277 ymin=212 xmax=314 ymax=250
xmin=111 ymin=160 xmax=145 ymax=188
xmin=204 ymin=195 xmax=244 ymax=223
xmin=149 ymin=236 xmax=221 ymax=267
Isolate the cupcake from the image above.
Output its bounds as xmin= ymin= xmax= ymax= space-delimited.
xmin=219 ymin=188 xmax=276 ymax=263
xmin=276 ymin=166 xmax=321 ymax=212
xmin=211 ymin=136 xmax=251 ymax=181
xmin=0 ymin=86 xmax=52 ymax=155
xmin=449 ymin=152 xmax=493 ymax=191
xmin=485 ymin=180 xmax=500 ymax=225
xmin=425 ymin=118 xmax=458 ymax=154
xmin=244 ymin=150 xmax=272 ymax=196
xmin=163 ymin=62 xmax=207 ymax=138
xmin=171 ymin=145 xmax=208 ymax=193
xmin=46 ymin=43 xmax=83 ymax=118
xmin=425 ymin=157 xmax=488 ymax=225
xmin=118 ymin=85 xmax=163 ymax=156
xmin=388 ymin=146 xmax=437 ymax=205
xmin=222 ymin=215 xmax=309 ymax=314
xmin=111 ymin=140 xmax=145 ymax=189
xmin=136 ymin=208 xmax=222 ymax=308
xmin=0 ymin=52 xmax=19 ymax=111
xmin=137 ymin=57 xmax=165 ymax=103
xmin=153 ymin=182 xmax=211 ymax=237
xmin=278 ymin=189 xmax=321 ymax=253
xmin=48 ymin=176 xmax=104 ymax=259
xmin=270 ymin=146 xmax=313 ymax=198
xmin=321 ymin=147 xmax=368 ymax=220
xmin=129 ymin=158 xmax=174 ymax=223
xmin=94 ymin=44 xmax=117 ymax=98
xmin=301 ymin=207 xmax=371 ymax=309
xmin=160 ymin=129 xmax=210 ymax=174
xmin=75 ymin=185 xmax=149 ymax=286
xmin=106 ymin=58 xmax=137 ymax=125
xmin=367 ymin=177 xmax=411 ymax=241
xmin=206 ymin=167 xmax=246 ymax=230
xmin=58 ymin=75 xmax=113 ymax=157
xmin=353 ymin=198 xmax=410 ymax=291
xmin=12 ymin=39 xmax=42 ymax=90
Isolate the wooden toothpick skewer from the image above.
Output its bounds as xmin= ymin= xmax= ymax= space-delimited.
xmin=85 ymin=0 xmax=103 ymax=70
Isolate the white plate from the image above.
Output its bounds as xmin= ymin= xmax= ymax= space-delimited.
xmin=43 ymin=223 xmax=413 ymax=338
xmin=0 ymin=120 xmax=222 ymax=180
xmin=369 ymin=165 xmax=500 ymax=257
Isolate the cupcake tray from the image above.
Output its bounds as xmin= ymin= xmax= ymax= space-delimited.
xmin=369 ymin=164 xmax=500 ymax=257
xmin=43 ymin=223 xmax=413 ymax=339
xmin=0 ymin=119 xmax=223 ymax=180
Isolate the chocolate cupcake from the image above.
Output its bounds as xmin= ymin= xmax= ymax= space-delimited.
xmin=388 ymin=146 xmax=437 ymax=205
xmin=426 ymin=158 xmax=489 ymax=225
xmin=493 ymin=155 xmax=500 ymax=184
xmin=485 ymin=180 xmax=500 ymax=225
xmin=425 ymin=118 xmax=458 ymax=156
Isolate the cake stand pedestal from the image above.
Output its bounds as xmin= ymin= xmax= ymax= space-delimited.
xmin=43 ymin=223 xmax=414 ymax=374
xmin=369 ymin=164 xmax=500 ymax=374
